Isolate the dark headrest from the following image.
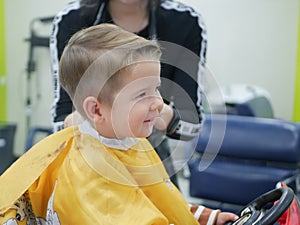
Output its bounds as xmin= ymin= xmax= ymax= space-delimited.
xmin=197 ymin=114 xmax=300 ymax=163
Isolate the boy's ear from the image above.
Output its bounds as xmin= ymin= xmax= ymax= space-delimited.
xmin=83 ymin=96 xmax=103 ymax=123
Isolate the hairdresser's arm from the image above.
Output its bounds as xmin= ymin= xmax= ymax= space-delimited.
xmin=154 ymin=104 xmax=173 ymax=131
xmin=50 ymin=7 xmax=85 ymax=132
xmin=160 ymin=12 xmax=206 ymax=141
xmin=64 ymin=111 xmax=84 ymax=128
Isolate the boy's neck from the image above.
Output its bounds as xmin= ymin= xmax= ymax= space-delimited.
xmin=79 ymin=120 xmax=140 ymax=150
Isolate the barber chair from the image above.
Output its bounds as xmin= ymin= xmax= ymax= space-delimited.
xmin=25 ymin=127 xmax=52 ymax=151
xmin=0 ymin=123 xmax=17 ymax=174
xmin=188 ymin=114 xmax=300 ymax=212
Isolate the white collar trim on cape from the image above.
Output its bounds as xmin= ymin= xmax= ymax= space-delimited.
xmin=78 ymin=120 xmax=140 ymax=150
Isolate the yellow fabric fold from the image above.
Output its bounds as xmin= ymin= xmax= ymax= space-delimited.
xmin=0 ymin=129 xmax=200 ymax=225
xmin=0 ymin=126 xmax=77 ymax=214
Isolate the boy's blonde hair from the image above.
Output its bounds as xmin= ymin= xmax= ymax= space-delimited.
xmin=59 ymin=23 xmax=161 ymax=116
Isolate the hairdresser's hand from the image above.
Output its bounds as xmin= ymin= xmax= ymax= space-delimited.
xmin=154 ymin=103 xmax=173 ymax=131
xmin=216 ymin=212 xmax=239 ymax=225
xmin=64 ymin=111 xmax=84 ymax=128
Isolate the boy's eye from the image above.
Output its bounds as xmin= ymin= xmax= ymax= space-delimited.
xmin=136 ymin=92 xmax=146 ymax=99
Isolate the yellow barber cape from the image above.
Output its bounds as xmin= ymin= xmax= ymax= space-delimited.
xmin=0 ymin=126 xmax=199 ymax=225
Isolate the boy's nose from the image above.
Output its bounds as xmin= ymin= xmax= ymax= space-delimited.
xmin=150 ymin=96 xmax=164 ymax=112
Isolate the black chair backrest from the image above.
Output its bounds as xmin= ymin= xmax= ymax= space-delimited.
xmin=25 ymin=127 xmax=52 ymax=151
xmin=0 ymin=123 xmax=17 ymax=174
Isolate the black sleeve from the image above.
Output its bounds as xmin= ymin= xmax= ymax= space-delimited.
xmin=50 ymin=5 xmax=86 ymax=131
xmin=158 ymin=6 xmax=207 ymax=140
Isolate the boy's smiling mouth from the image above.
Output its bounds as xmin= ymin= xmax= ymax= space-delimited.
xmin=144 ymin=117 xmax=156 ymax=124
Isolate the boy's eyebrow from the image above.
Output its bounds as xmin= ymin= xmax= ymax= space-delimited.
xmin=131 ymin=81 xmax=160 ymax=95
xmin=132 ymin=87 xmax=148 ymax=95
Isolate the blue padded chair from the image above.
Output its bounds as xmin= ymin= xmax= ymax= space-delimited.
xmin=0 ymin=123 xmax=17 ymax=174
xmin=25 ymin=127 xmax=52 ymax=151
xmin=188 ymin=114 xmax=300 ymax=212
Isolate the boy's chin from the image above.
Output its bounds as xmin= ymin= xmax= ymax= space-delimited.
xmin=135 ymin=130 xmax=153 ymax=138
xmin=122 ymin=126 xmax=154 ymax=138
xmin=135 ymin=132 xmax=152 ymax=138
xmin=145 ymin=127 xmax=155 ymax=137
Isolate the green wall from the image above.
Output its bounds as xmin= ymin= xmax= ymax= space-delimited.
xmin=0 ymin=0 xmax=6 ymax=121
xmin=294 ymin=4 xmax=300 ymax=121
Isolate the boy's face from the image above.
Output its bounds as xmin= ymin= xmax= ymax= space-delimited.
xmin=99 ymin=61 xmax=163 ymax=138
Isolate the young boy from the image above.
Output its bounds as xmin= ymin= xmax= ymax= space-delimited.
xmin=0 ymin=24 xmax=237 ymax=225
